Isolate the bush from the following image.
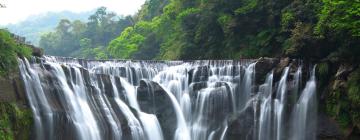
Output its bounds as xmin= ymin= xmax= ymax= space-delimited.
xmin=0 ymin=29 xmax=31 ymax=76
xmin=348 ymin=68 xmax=360 ymax=107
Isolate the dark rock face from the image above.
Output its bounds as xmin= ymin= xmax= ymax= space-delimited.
xmin=255 ymin=57 xmax=279 ymax=84
xmin=137 ymin=80 xmax=177 ymax=140
xmin=347 ymin=127 xmax=360 ymax=140
xmin=335 ymin=64 xmax=354 ymax=80
xmin=0 ymin=73 xmax=26 ymax=103
xmin=317 ymin=113 xmax=343 ymax=140
xmin=188 ymin=66 xmax=211 ymax=83
xmin=189 ymin=82 xmax=207 ymax=100
xmin=227 ymin=105 xmax=255 ymax=140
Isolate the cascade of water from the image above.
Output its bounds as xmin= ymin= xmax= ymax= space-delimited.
xmin=114 ymin=71 xmax=164 ymax=140
xmin=113 ymin=98 xmax=145 ymax=140
xmin=91 ymin=74 xmax=122 ymax=140
xmin=239 ymin=63 xmax=256 ymax=110
xmin=290 ymin=67 xmax=317 ymax=140
xmin=110 ymin=76 xmax=146 ymax=140
xmin=274 ymin=67 xmax=290 ymax=140
xmin=18 ymin=58 xmax=53 ymax=140
xmin=19 ymin=56 xmax=319 ymax=140
xmin=292 ymin=67 xmax=302 ymax=102
xmin=191 ymin=84 xmax=232 ymax=140
xmin=258 ymin=72 xmax=274 ymax=140
xmin=47 ymin=62 xmax=101 ymax=140
xmin=158 ymin=85 xmax=191 ymax=140
xmin=220 ymin=126 xmax=228 ymax=140
xmin=138 ymin=112 xmax=164 ymax=140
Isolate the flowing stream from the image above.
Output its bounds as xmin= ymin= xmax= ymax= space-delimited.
xmin=19 ymin=56 xmax=317 ymax=140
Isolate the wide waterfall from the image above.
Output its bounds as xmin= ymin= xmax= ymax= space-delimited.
xmin=18 ymin=56 xmax=318 ymax=140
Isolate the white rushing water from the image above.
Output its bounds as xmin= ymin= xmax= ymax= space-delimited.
xmin=290 ymin=67 xmax=317 ymax=140
xmin=19 ymin=57 xmax=318 ymax=140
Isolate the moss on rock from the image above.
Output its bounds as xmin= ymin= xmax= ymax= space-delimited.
xmin=323 ymin=65 xmax=360 ymax=137
xmin=0 ymin=102 xmax=33 ymax=140
xmin=347 ymin=68 xmax=360 ymax=126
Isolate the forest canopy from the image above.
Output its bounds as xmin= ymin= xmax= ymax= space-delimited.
xmin=39 ymin=0 xmax=359 ymax=61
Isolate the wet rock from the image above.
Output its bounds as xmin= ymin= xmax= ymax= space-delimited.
xmin=137 ymin=80 xmax=177 ymax=140
xmin=189 ymin=82 xmax=207 ymax=99
xmin=227 ymin=105 xmax=255 ymax=140
xmin=106 ymin=98 xmax=135 ymax=140
xmin=255 ymin=57 xmax=279 ymax=84
xmin=317 ymin=113 xmax=343 ymax=140
xmin=0 ymin=73 xmax=26 ymax=102
xmin=96 ymin=74 xmax=115 ymax=97
xmin=274 ymin=57 xmax=291 ymax=80
xmin=335 ymin=64 xmax=354 ymax=80
xmin=188 ymin=66 xmax=211 ymax=83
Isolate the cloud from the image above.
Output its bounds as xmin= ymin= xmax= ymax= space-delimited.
xmin=0 ymin=0 xmax=145 ymax=25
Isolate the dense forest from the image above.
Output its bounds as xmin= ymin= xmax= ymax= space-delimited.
xmin=40 ymin=0 xmax=359 ymax=61
xmin=0 ymin=29 xmax=32 ymax=76
xmin=39 ymin=7 xmax=134 ymax=59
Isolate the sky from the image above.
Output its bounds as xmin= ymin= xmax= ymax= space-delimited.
xmin=0 ymin=0 xmax=146 ymax=25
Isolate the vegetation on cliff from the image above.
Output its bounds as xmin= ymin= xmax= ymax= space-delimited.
xmin=0 ymin=103 xmax=33 ymax=140
xmin=317 ymin=62 xmax=360 ymax=136
xmin=0 ymin=29 xmax=32 ymax=76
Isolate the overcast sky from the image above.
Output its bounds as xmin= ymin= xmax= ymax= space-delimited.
xmin=0 ymin=0 xmax=146 ymax=25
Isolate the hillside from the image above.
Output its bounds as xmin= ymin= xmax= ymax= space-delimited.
xmin=107 ymin=0 xmax=359 ymax=61
xmin=3 ymin=10 xmax=93 ymax=45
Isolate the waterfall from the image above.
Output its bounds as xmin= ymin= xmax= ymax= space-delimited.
xmin=258 ymin=72 xmax=274 ymax=140
xmin=19 ymin=57 xmax=318 ymax=140
xmin=290 ymin=67 xmax=317 ymax=140
xmin=275 ymin=67 xmax=290 ymax=140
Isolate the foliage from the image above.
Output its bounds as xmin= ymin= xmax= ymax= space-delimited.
xmin=281 ymin=11 xmax=295 ymax=31
xmin=324 ymin=67 xmax=360 ymax=130
xmin=108 ymin=27 xmax=145 ymax=58
xmin=0 ymin=29 xmax=32 ymax=76
xmin=36 ymin=0 xmax=359 ymax=61
xmin=39 ymin=7 xmax=134 ymax=59
xmin=0 ymin=103 xmax=33 ymax=140
xmin=104 ymin=0 xmax=331 ymax=60
xmin=348 ymin=68 xmax=360 ymax=108
xmin=316 ymin=0 xmax=360 ymax=37
xmin=235 ymin=0 xmax=258 ymax=15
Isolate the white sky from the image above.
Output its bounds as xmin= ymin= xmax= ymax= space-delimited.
xmin=0 ymin=0 xmax=146 ymax=25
